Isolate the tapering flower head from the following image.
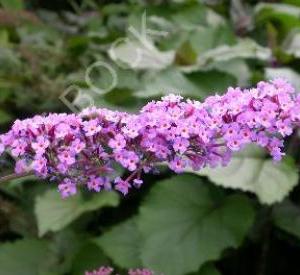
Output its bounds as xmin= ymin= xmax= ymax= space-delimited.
xmin=0 ymin=79 xmax=299 ymax=198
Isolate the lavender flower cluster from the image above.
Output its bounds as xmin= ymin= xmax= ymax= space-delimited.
xmin=85 ymin=267 xmax=153 ymax=275
xmin=0 ymin=79 xmax=299 ymax=198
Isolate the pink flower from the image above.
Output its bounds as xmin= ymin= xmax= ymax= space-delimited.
xmin=72 ymin=139 xmax=86 ymax=154
xmin=173 ymin=137 xmax=189 ymax=154
xmin=58 ymin=150 xmax=76 ymax=166
xmin=85 ymin=266 xmax=113 ymax=275
xmin=83 ymin=119 xmax=102 ymax=136
xmin=11 ymin=140 xmax=27 ymax=157
xmin=0 ymin=141 xmax=4 ymax=156
xmin=15 ymin=159 xmax=28 ymax=174
xmin=32 ymin=136 xmax=50 ymax=155
xmin=133 ymin=178 xmax=143 ymax=188
xmin=55 ymin=123 xmax=71 ymax=139
xmin=227 ymin=138 xmax=242 ymax=151
xmin=175 ymin=123 xmax=190 ymax=138
xmin=276 ymin=119 xmax=293 ymax=137
xmin=58 ymin=178 xmax=77 ymax=198
xmin=114 ymin=177 xmax=131 ymax=195
xmin=87 ymin=176 xmax=104 ymax=192
xmin=85 ymin=267 xmax=154 ymax=275
xmin=31 ymin=157 xmax=47 ymax=175
xmin=109 ymin=134 xmax=126 ymax=150
xmin=169 ymin=156 xmax=187 ymax=173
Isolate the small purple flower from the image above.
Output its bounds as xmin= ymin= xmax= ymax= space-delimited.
xmin=58 ymin=150 xmax=76 ymax=166
xmin=162 ymin=93 xmax=183 ymax=103
xmin=227 ymin=138 xmax=242 ymax=151
xmin=32 ymin=136 xmax=50 ymax=155
xmin=11 ymin=140 xmax=27 ymax=157
xmin=270 ymin=147 xmax=285 ymax=162
xmin=55 ymin=123 xmax=71 ymax=139
xmin=72 ymin=139 xmax=86 ymax=154
xmin=87 ymin=176 xmax=104 ymax=192
xmin=15 ymin=159 xmax=28 ymax=174
xmin=0 ymin=141 xmax=4 ymax=156
xmin=58 ymin=178 xmax=77 ymax=198
xmin=31 ymin=157 xmax=47 ymax=175
xmin=114 ymin=177 xmax=131 ymax=195
xmin=85 ymin=267 xmax=154 ymax=275
xmin=109 ymin=134 xmax=126 ymax=150
xmin=276 ymin=119 xmax=293 ymax=137
xmin=83 ymin=119 xmax=102 ymax=136
xmin=122 ymin=126 xmax=139 ymax=138
xmin=175 ymin=123 xmax=190 ymax=138
xmin=256 ymin=132 xmax=269 ymax=147
xmin=169 ymin=156 xmax=186 ymax=173
xmin=133 ymin=178 xmax=143 ymax=188
xmin=173 ymin=137 xmax=189 ymax=154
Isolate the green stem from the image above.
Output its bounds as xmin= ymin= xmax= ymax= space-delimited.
xmin=0 ymin=172 xmax=33 ymax=185
xmin=257 ymin=207 xmax=273 ymax=275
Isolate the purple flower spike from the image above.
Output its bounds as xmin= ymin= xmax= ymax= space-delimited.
xmin=0 ymin=79 xmax=299 ymax=198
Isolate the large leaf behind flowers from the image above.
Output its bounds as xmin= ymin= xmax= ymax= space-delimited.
xmin=193 ymin=146 xmax=299 ymax=205
xmin=137 ymin=175 xmax=255 ymax=275
xmin=35 ymin=189 xmax=119 ymax=236
xmin=0 ymin=239 xmax=52 ymax=275
xmin=95 ymin=218 xmax=143 ymax=269
xmin=273 ymin=200 xmax=300 ymax=239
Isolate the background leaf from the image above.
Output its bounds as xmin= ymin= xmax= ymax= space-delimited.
xmin=273 ymin=201 xmax=300 ymax=239
xmin=137 ymin=175 xmax=255 ymax=275
xmin=95 ymin=218 xmax=143 ymax=269
xmin=71 ymin=242 xmax=109 ymax=275
xmin=35 ymin=189 xmax=120 ymax=236
xmin=193 ymin=147 xmax=299 ymax=204
xmin=0 ymin=239 xmax=53 ymax=275
xmin=0 ymin=0 xmax=23 ymax=10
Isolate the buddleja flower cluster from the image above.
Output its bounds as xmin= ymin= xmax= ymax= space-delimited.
xmin=0 ymin=79 xmax=299 ymax=198
xmin=85 ymin=267 xmax=153 ymax=275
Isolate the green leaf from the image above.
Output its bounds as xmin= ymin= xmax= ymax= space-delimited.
xmin=189 ymin=25 xmax=236 ymax=55
xmin=0 ymin=29 xmax=9 ymax=46
xmin=138 ymin=175 xmax=255 ymax=275
xmin=273 ymin=201 xmax=300 ymax=239
xmin=209 ymin=59 xmax=250 ymax=86
xmin=0 ymin=0 xmax=23 ymax=10
xmin=194 ymin=264 xmax=221 ymax=275
xmin=282 ymin=28 xmax=300 ymax=57
xmin=171 ymin=4 xmax=207 ymax=30
xmin=175 ymin=41 xmax=198 ymax=66
xmin=49 ymin=230 xmax=86 ymax=274
xmin=95 ymin=218 xmax=143 ymax=269
xmin=198 ymin=39 xmax=271 ymax=67
xmin=182 ymin=39 xmax=271 ymax=74
xmin=35 ymin=189 xmax=120 ymax=236
xmin=255 ymin=3 xmax=300 ymax=38
xmin=0 ymin=239 xmax=52 ymax=275
xmin=137 ymin=68 xmax=236 ymax=100
xmin=0 ymin=109 xmax=13 ymax=124
xmin=255 ymin=3 xmax=300 ymax=18
xmin=71 ymin=242 xmax=109 ymax=275
xmin=193 ymin=147 xmax=299 ymax=205
xmin=108 ymin=40 xmax=174 ymax=70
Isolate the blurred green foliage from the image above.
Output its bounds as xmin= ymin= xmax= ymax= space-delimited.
xmin=1 ymin=1 xmax=300 ymax=275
